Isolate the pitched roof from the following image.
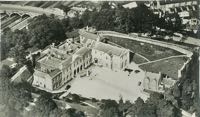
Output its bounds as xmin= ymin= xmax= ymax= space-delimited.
xmin=162 ymin=78 xmax=176 ymax=86
xmin=11 ymin=66 xmax=32 ymax=82
xmin=93 ymin=42 xmax=127 ymax=56
xmin=62 ymin=56 xmax=72 ymax=67
xmin=75 ymin=47 xmax=91 ymax=56
xmin=79 ymin=29 xmax=100 ymax=41
xmin=0 ymin=58 xmax=16 ymax=69
xmin=49 ymin=69 xmax=61 ymax=77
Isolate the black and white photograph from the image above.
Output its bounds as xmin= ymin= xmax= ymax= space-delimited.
xmin=0 ymin=0 xmax=199 ymax=117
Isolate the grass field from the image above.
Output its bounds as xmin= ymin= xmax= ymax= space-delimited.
xmin=139 ymin=57 xmax=188 ymax=79
xmin=131 ymin=53 xmax=148 ymax=64
xmin=106 ymin=36 xmax=184 ymax=61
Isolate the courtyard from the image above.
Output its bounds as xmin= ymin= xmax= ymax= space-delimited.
xmin=67 ymin=63 xmax=149 ymax=102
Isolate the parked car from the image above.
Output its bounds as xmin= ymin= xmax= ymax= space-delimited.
xmin=65 ymin=85 xmax=71 ymax=90
xmin=135 ymin=70 xmax=140 ymax=73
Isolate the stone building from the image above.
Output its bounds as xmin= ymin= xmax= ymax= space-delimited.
xmin=92 ymin=42 xmax=130 ymax=71
xmin=32 ymin=41 xmax=92 ymax=90
xmin=79 ymin=28 xmax=104 ymax=47
xmin=143 ymin=72 xmax=176 ymax=93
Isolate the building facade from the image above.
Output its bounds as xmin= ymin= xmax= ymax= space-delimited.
xmin=33 ymin=40 xmax=92 ymax=90
xmin=143 ymin=72 xmax=176 ymax=93
xmin=92 ymin=42 xmax=130 ymax=71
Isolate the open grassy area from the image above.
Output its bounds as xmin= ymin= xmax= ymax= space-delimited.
xmin=139 ymin=57 xmax=188 ymax=79
xmin=106 ymin=36 xmax=184 ymax=61
xmin=131 ymin=53 xmax=148 ymax=64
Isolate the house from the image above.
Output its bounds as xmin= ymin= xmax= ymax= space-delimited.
xmin=143 ymin=72 xmax=176 ymax=93
xmin=122 ymin=2 xmax=137 ymax=9
xmin=10 ymin=66 xmax=32 ymax=83
xmin=92 ymin=42 xmax=130 ymax=71
xmin=79 ymin=28 xmax=104 ymax=47
xmin=0 ymin=58 xmax=17 ymax=69
xmin=173 ymin=32 xmax=183 ymax=42
xmin=32 ymin=41 xmax=92 ymax=91
xmin=67 ymin=7 xmax=87 ymax=18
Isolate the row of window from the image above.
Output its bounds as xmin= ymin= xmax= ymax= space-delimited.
xmin=52 ymin=74 xmax=62 ymax=83
xmin=53 ymin=81 xmax=61 ymax=89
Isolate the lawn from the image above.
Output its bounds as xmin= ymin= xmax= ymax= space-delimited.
xmin=105 ymin=36 xmax=184 ymax=61
xmin=139 ymin=57 xmax=188 ymax=79
xmin=131 ymin=53 xmax=148 ymax=64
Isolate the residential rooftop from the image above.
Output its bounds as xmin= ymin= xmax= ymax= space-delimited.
xmin=79 ymin=29 xmax=101 ymax=41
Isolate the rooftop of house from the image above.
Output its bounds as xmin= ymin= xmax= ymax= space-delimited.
xmin=75 ymin=47 xmax=91 ymax=56
xmin=71 ymin=7 xmax=87 ymax=12
xmin=57 ymin=41 xmax=79 ymax=52
xmin=11 ymin=66 xmax=32 ymax=83
xmin=162 ymin=77 xmax=176 ymax=86
xmin=123 ymin=2 xmax=137 ymax=9
xmin=49 ymin=69 xmax=61 ymax=77
xmin=79 ymin=29 xmax=102 ymax=41
xmin=0 ymin=58 xmax=16 ymax=69
xmin=38 ymin=55 xmax=62 ymax=69
xmin=93 ymin=42 xmax=128 ymax=56
xmin=34 ymin=69 xmax=49 ymax=79
xmin=62 ymin=56 xmax=73 ymax=67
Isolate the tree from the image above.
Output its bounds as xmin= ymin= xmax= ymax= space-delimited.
xmin=132 ymin=3 xmax=156 ymax=33
xmin=32 ymin=95 xmax=57 ymax=117
xmin=0 ymin=65 xmax=11 ymax=78
xmin=8 ymin=44 xmax=27 ymax=64
xmin=58 ymin=5 xmax=70 ymax=14
xmin=100 ymin=99 xmax=119 ymax=117
xmin=157 ymin=100 xmax=180 ymax=117
xmin=28 ymin=14 xmax=66 ymax=49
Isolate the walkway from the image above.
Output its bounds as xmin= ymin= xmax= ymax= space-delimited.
xmin=138 ymin=55 xmax=187 ymax=66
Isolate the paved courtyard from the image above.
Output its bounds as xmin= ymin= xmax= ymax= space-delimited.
xmin=68 ymin=63 xmax=149 ymax=102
